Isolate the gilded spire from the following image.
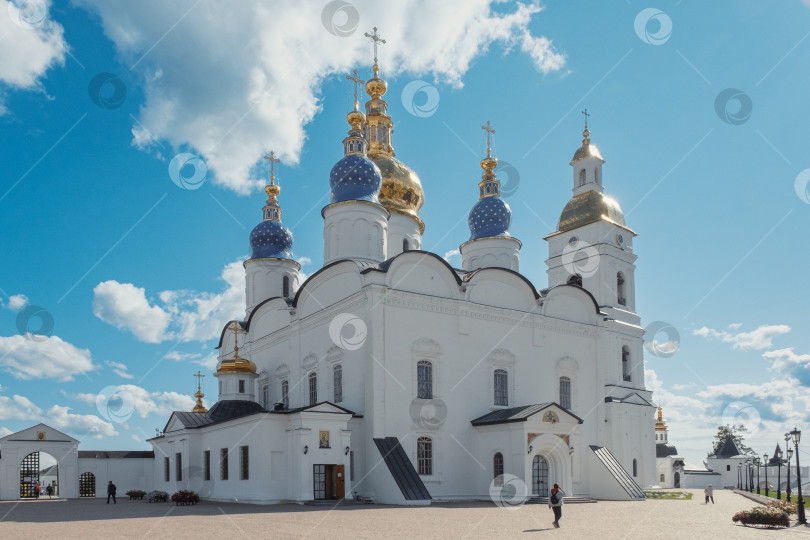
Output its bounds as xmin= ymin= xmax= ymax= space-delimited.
xmin=581 ymin=108 xmax=591 ymax=145
xmin=343 ymin=71 xmax=368 ymax=156
xmin=478 ymin=121 xmax=500 ymax=199
xmin=570 ymin=109 xmax=603 ymax=165
xmin=363 ymin=27 xmax=393 ymax=157
xmin=192 ymin=370 xmax=207 ymax=413
xmin=262 ymin=152 xmax=282 ymax=222
xmin=655 ymin=405 xmax=668 ymax=431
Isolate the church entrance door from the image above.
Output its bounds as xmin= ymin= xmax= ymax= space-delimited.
xmin=531 ymin=455 xmax=549 ymax=496
xmin=674 ymin=472 xmax=680 ymax=488
xmin=313 ymin=465 xmax=340 ymax=500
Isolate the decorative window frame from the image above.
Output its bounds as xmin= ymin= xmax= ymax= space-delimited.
xmin=275 ymin=363 xmax=290 ymax=407
xmin=414 ymin=432 xmax=440 ymax=482
xmin=302 ymin=353 xmax=319 ymax=404
xmin=556 ymin=357 xmax=579 ymax=412
xmin=325 ymin=346 xmax=344 ymax=403
xmin=488 ymin=349 xmax=515 ymax=409
xmin=412 ymin=338 xmax=441 ymax=401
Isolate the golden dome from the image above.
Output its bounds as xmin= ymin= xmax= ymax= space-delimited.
xmin=655 ymin=406 xmax=668 ymax=431
xmin=372 ymin=154 xmax=425 ymax=233
xmin=570 ymin=128 xmax=604 ymax=165
xmin=365 ymin=64 xmax=387 ymax=97
xmin=216 ymin=355 xmax=257 ymax=374
xmin=557 ymin=189 xmax=627 ymax=233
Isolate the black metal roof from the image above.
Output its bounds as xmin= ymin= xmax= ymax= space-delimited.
xmin=471 ymin=403 xmax=583 ymax=426
xmin=712 ymin=436 xmax=745 ymax=458
xmin=373 ymin=437 xmax=431 ymax=501
xmin=78 ymin=451 xmax=155 ymax=459
xmin=207 ymin=400 xmax=266 ymax=423
xmin=656 ymin=444 xmax=679 ymax=458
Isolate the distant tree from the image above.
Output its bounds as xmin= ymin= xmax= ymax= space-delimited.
xmin=708 ymin=424 xmax=755 ymax=456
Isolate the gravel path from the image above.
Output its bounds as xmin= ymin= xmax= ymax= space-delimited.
xmin=0 ymin=489 xmax=806 ymax=539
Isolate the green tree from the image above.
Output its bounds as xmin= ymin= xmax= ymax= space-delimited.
xmin=709 ymin=424 xmax=755 ymax=456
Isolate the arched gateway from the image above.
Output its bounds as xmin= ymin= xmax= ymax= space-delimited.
xmin=0 ymin=424 xmax=79 ymax=500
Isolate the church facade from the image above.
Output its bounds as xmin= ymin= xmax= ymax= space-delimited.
xmin=0 ymin=44 xmax=656 ymax=504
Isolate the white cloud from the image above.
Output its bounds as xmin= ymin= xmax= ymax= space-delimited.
xmin=0 ymin=393 xmax=43 ymax=420
xmin=130 ymin=433 xmax=141 ymax=443
xmin=46 ymin=405 xmax=117 ymax=439
xmin=0 ymin=334 xmax=96 ymax=381
xmin=75 ymin=0 xmax=564 ymax=194
xmin=193 ymin=353 xmax=218 ymax=371
xmin=727 ymin=323 xmax=742 ymax=330
xmin=0 ymin=0 xmax=66 ymax=112
xmin=693 ymin=324 xmax=790 ymax=350
xmin=93 ymin=281 xmax=172 ymax=343
xmin=94 ymin=260 xmax=245 ymax=343
xmin=6 ymin=294 xmax=28 ymax=310
xmin=0 ymin=427 xmax=12 ymax=437
xmin=163 ymin=351 xmax=199 ymax=362
xmin=761 ymin=348 xmax=810 ymax=373
xmin=105 ymin=360 xmax=134 ymax=379
xmin=443 ymin=249 xmax=460 ymax=265
xmin=77 ymin=384 xmax=194 ymax=418
xmin=296 ymin=256 xmax=312 ymax=267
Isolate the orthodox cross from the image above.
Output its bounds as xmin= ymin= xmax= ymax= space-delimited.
xmin=364 ymin=26 xmax=386 ymax=64
xmin=581 ymin=108 xmax=590 ymax=129
xmin=193 ymin=370 xmax=205 ymax=392
xmin=481 ymin=120 xmax=496 ymax=158
xmin=264 ymin=151 xmax=280 ymax=185
xmin=229 ymin=321 xmax=245 ymax=354
xmin=346 ymin=69 xmax=365 ymax=108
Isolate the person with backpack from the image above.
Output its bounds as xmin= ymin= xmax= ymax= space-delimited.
xmin=548 ymin=483 xmax=564 ymax=528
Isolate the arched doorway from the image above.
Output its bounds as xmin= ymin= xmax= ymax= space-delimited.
xmin=674 ymin=471 xmax=680 ymax=488
xmin=532 ymin=455 xmax=550 ymax=496
xmin=79 ymin=472 xmax=96 ymax=497
xmin=20 ymin=452 xmax=58 ymax=498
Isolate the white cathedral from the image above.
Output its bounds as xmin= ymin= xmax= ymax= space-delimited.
xmin=0 ymin=45 xmax=657 ymax=504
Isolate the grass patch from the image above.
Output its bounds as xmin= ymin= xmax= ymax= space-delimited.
xmin=644 ymin=491 xmax=693 ymax=500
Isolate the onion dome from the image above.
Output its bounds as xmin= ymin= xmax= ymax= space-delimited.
xmin=557 ymin=190 xmax=626 ymax=233
xmin=329 ymin=80 xmax=382 ymax=204
xmin=216 ymin=323 xmax=256 ymax=374
xmin=655 ymin=406 xmax=667 ymax=432
xmin=570 ymin=126 xmax=604 ymax=165
xmin=249 ymin=153 xmax=293 ymax=259
xmin=191 ymin=372 xmax=207 ymax=413
xmin=363 ymin=63 xmax=425 ymax=233
xmin=468 ymin=122 xmax=512 ymax=240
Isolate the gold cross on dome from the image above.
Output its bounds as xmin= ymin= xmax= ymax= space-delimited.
xmin=481 ymin=120 xmax=496 ymax=158
xmin=581 ymin=108 xmax=590 ymax=128
xmin=229 ymin=321 xmax=245 ymax=352
xmin=346 ymin=70 xmax=365 ymax=108
xmin=193 ymin=370 xmax=205 ymax=391
xmin=364 ymin=26 xmax=386 ymax=64
xmin=264 ymin=151 xmax=280 ymax=185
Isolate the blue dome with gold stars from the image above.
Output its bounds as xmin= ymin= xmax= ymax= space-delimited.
xmin=330 ymin=154 xmax=382 ymax=203
xmin=249 ymin=219 xmax=293 ymax=259
xmin=468 ymin=195 xmax=512 ymax=240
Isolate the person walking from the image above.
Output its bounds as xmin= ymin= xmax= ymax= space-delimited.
xmin=548 ymin=483 xmax=565 ymax=528
xmin=34 ymin=483 xmax=40 ymax=499
xmin=106 ymin=481 xmax=117 ymax=504
xmin=704 ymin=485 xmax=714 ymax=504
xmin=45 ymin=484 xmax=53 ymax=498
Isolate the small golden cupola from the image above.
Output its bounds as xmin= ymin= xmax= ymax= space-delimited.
xmin=362 ymin=27 xmax=425 ymax=235
xmin=655 ymin=405 xmax=667 ymax=431
xmin=191 ymin=370 xmax=208 ymax=413
xmin=216 ymin=322 xmax=256 ymax=375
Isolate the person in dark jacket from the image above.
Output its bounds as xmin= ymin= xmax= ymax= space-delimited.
xmin=106 ymin=481 xmax=117 ymax=504
xmin=548 ymin=483 xmax=564 ymax=528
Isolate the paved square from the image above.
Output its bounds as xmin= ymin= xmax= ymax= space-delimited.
xmin=1 ymin=490 xmax=806 ymax=539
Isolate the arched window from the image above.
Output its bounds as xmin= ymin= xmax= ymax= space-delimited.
xmin=617 ymin=272 xmax=626 ymax=306
xmin=567 ymin=274 xmax=583 ymax=287
xmin=282 ymin=275 xmax=290 ymax=298
xmin=494 ymin=369 xmax=508 ymax=406
xmin=417 ymin=436 xmax=433 ymax=476
xmin=622 ymin=346 xmax=631 ymax=382
xmin=308 ymin=372 xmax=318 ymax=405
xmin=559 ymin=376 xmax=571 ymax=410
xmin=594 ymin=167 xmax=600 ymax=184
xmin=493 ymin=452 xmax=504 ymax=486
xmin=281 ymin=379 xmax=289 ymax=409
xmin=578 ymin=168 xmax=586 ymax=186
xmin=403 ymin=238 xmax=409 ymax=252
xmin=660 ymin=473 xmax=665 ymax=482
xmin=417 ymin=360 xmax=433 ymax=399
xmin=333 ymin=364 xmax=343 ymax=403
xmin=633 ymin=458 xmax=638 ymax=477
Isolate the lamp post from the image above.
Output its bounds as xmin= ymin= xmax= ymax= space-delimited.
xmin=790 ymin=427 xmax=806 ymax=525
xmin=745 ymin=459 xmax=751 ymax=491
xmin=737 ymin=462 xmax=742 ymax=489
xmin=764 ymin=454 xmax=769 ymax=497
xmin=787 ymin=447 xmax=793 ymax=503
xmin=750 ymin=460 xmax=755 ymax=493
xmin=776 ymin=445 xmax=783 ymax=500
xmin=756 ymin=457 xmax=761 ymax=495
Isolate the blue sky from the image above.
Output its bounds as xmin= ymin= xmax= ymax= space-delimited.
xmin=0 ymin=0 xmax=809 ymax=466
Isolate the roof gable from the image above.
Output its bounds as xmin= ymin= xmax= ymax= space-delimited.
xmin=0 ymin=423 xmax=78 ymax=443
xmin=471 ymin=403 xmax=583 ymax=426
xmin=713 ymin=436 xmax=744 ymax=458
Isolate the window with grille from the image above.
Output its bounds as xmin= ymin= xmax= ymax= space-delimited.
xmin=617 ymin=273 xmax=626 ymax=306
xmin=493 ymin=453 xmax=504 ymax=486
xmin=221 ymin=448 xmax=229 ymax=480
xmin=240 ymin=446 xmax=249 ymax=480
xmin=494 ymin=369 xmax=508 ymax=406
xmin=350 ymin=451 xmax=355 ymax=481
xmin=262 ymin=385 xmax=269 ymax=409
xmin=403 ymin=238 xmax=409 ymax=252
xmin=417 ymin=436 xmax=433 ymax=476
xmin=333 ymin=364 xmax=343 ymax=403
xmin=308 ymin=372 xmax=318 ymax=405
xmin=176 ymin=452 xmax=182 ymax=481
xmin=282 ymin=380 xmax=289 ymax=409
xmin=633 ymin=459 xmax=638 ymax=477
xmin=239 ymin=380 xmax=245 ymax=393
xmin=417 ymin=360 xmax=433 ymax=399
xmin=559 ymin=376 xmax=571 ymax=410
xmin=204 ymin=450 xmax=211 ymax=481
xmin=79 ymin=472 xmax=96 ymax=497
xmin=164 ymin=457 xmax=170 ymax=482
xmin=622 ymin=347 xmax=631 ymax=382
xmin=282 ymin=275 xmax=290 ymax=297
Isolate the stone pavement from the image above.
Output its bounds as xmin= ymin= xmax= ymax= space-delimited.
xmin=0 ymin=489 xmax=807 ymax=539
